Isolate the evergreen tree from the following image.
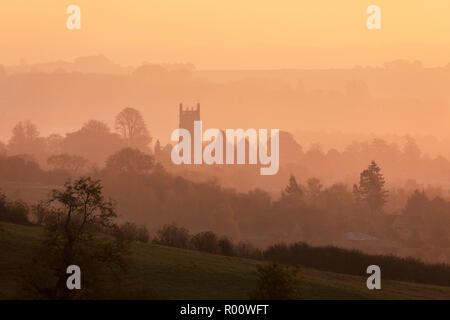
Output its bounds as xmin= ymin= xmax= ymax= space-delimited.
xmin=282 ymin=174 xmax=303 ymax=198
xmin=353 ymin=161 xmax=388 ymax=214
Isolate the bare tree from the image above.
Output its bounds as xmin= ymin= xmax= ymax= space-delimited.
xmin=115 ymin=108 xmax=151 ymax=150
xmin=8 ymin=120 xmax=45 ymax=156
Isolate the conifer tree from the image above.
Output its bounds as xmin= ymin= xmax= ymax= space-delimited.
xmin=353 ymin=161 xmax=388 ymax=214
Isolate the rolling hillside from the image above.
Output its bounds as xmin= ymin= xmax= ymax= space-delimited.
xmin=0 ymin=222 xmax=449 ymax=300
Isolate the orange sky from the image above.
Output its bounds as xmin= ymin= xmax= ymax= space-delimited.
xmin=1 ymin=0 xmax=450 ymax=69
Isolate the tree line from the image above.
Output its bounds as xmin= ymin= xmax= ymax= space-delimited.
xmin=1 ymin=174 xmax=449 ymax=292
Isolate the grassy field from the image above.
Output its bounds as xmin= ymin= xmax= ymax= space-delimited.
xmin=1 ymin=222 xmax=449 ymax=300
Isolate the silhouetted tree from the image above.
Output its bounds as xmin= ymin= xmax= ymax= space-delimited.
xmin=248 ymin=262 xmax=301 ymax=300
xmin=30 ymin=201 xmax=55 ymax=226
xmin=191 ymin=231 xmax=219 ymax=253
xmin=115 ymin=108 xmax=151 ymax=150
xmin=153 ymin=224 xmax=190 ymax=248
xmin=353 ymin=161 xmax=388 ymax=214
xmin=0 ymin=154 xmax=44 ymax=182
xmin=403 ymin=136 xmax=421 ymax=161
xmin=61 ymin=120 xmax=125 ymax=164
xmin=25 ymin=177 xmax=129 ymax=299
xmin=45 ymin=134 xmax=64 ymax=155
xmin=106 ymin=148 xmax=155 ymax=174
xmin=115 ymin=222 xmax=150 ymax=243
xmin=306 ymin=177 xmax=322 ymax=201
xmin=8 ymin=120 xmax=46 ymax=158
xmin=282 ymin=175 xmax=303 ymax=198
xmin=47 ymin=154 xmax=89 ymax=173
xmin=235 ymin=241 xmax=262 ymax=259
xmin=403 ymin=190 xmax=429 ymax=217
xmin=218 ymin=236 xmax=235 ymax=256
xmin=154 ymin=139 xmax=161 ymax=155
xmin=0 ymin=192 xmax=30 ymax=225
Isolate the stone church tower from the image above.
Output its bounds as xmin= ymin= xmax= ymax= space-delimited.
xmin=179 ymin=102 xmax=200 ymax=135
xmin=179 ymin=103 xmax=200 ymax=162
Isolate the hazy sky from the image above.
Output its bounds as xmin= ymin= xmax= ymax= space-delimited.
xmin=1 ymin=0 xmax=450 ymax=69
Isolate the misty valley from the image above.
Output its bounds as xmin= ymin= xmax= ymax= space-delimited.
xmin=1 ymin=1 xmax=450 ymax=304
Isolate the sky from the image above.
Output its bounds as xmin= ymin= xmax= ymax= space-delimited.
xmin=0 ymin=0 xmax=449 ymax=69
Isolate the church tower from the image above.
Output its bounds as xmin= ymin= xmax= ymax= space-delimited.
xmin=179 ymin=102 xmax=200 ymax=135
xmin=179 ymin=103 xmax=200 ymax=162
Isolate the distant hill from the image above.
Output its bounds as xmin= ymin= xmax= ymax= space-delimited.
xmin=4 ymin=55 xmax=132 ymax=75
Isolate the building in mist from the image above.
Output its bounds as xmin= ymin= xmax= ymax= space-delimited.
xmin=179 ymin=102 xmax=200 ymax=135
xmin=178 ymin=102 xmax=200 ymax=162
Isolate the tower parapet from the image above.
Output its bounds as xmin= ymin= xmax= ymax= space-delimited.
xmin=179 ymin=102 xmax=200 ymax=134
xmin=178 ymin=103 xmax=201 ymax=163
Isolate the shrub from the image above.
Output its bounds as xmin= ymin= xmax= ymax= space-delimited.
xmin=153 ymin=224 xmax=190 ymax=248
xmin=235 ymin=241 xmax=262 ymax=259
xmin=0 ymin=194 xmax=30 ymax=225
xmin=249 ymin=262 xmax=301 ymax=300
xmin=115 ymin=222 xmax=150 ymax=243
xmin=218 ymin=236 xmax=235 ymax=256
xmin=191 ymin=231 xmax=219 ymax=253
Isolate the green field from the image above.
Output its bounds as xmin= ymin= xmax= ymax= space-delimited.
xmin=0 ymin=222 xmax=449 ymax=300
